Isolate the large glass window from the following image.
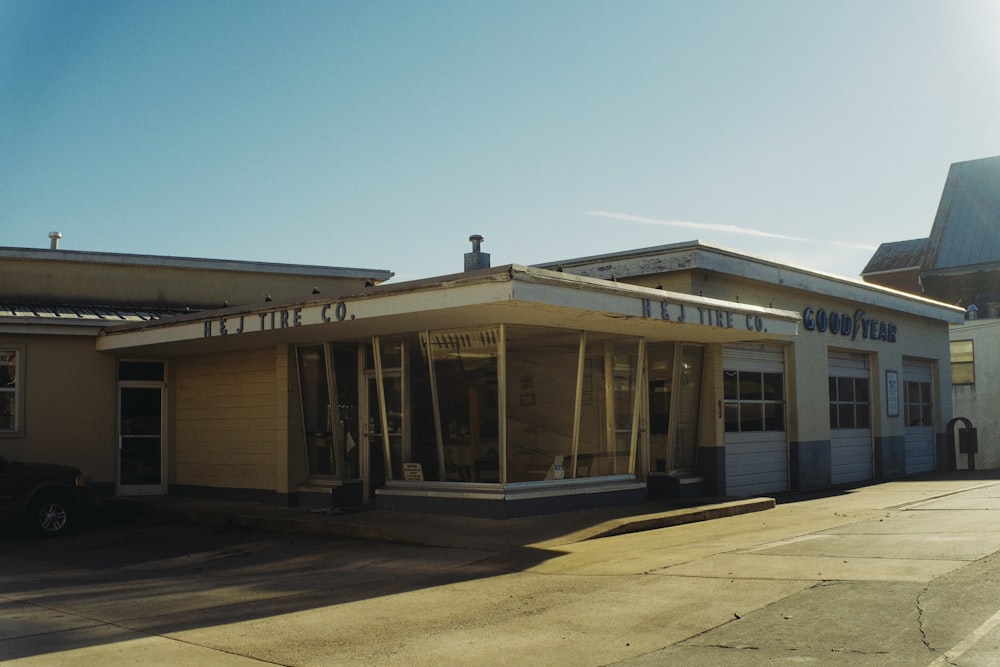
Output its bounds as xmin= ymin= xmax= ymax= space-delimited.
xmin=951 ymin=340 xmax=975 ymax=385
xmin=724 ymin=370 xmax=785 ymax=432
xmin=829 ymin=376 xmax=871 ymax=429
xmin=507 ymin=329 xmax=641 ymax=482
xmin=423 ymin=328 xmax=500 ymax=483
xmin=0 ymin=349 xmax=18 ymax=432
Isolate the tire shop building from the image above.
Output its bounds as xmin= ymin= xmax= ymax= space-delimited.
xmin=3 ymin=237 xmax=963 ymax=518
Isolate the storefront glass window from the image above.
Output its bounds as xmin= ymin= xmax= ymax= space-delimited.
xmin=0 ymin=349 xmax=17 ymax=432
xmin=505 ymin=329 xmax=641 ymax=482
xmin=506 ymin=329 xmax=579 ymax=482
xmin=424 ymin=328 xmax=500 ymax=483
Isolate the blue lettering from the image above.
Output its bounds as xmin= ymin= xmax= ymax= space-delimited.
xmin=803 ymin=307 xmax=815 ymax=331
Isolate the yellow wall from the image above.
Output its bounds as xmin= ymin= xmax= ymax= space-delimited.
xmin=0 ymin=334 xmax=117 ymax=482
xmin=174 ymin=349 xmax=281 ymax=492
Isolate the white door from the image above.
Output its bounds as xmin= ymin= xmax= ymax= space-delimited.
xmin=903 ymin=359 xmax=935 ymax=475
xmin=723 ymin=344 xmax=788 ymax=496
xmin=829 ymin=351 xmax=873 ymax=485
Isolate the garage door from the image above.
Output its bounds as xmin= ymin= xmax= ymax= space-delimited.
xmin=903 ymin=358 xmax=935 ymax=475
xmin=828 ymin=351 xmax=873 ymax=485
xmin=723 ymin=344 xmax=787 ymax=496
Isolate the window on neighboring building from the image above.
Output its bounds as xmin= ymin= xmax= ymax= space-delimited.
xmin=0 ymin=349 xmax=19 ymax=433
xmin=723 ymin=370 xmax=785 ymax=432
xmin=828 ymin=376 xmax=871 ymax=429
xmin=904 ymin=381 xmax=933 ymax=427
xmin=950 ymin=340 xmax=975 ymax=385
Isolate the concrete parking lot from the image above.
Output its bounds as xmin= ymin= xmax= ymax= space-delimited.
xmin=4 ymin=474 xmax=1000 ymax=665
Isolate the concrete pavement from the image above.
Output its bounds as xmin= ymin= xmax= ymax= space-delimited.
xmin=105 ymin=493 xmax=777 ymax=550
xmin=6 ymin=471 xmax=1000 ymax=666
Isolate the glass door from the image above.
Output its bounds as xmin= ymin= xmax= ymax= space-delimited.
xmin=118 ymin=361 xmax=166 ymax=495
xmin=360 ymin=338 xmax=408 ymax=502
xmin=671 ymin=344 xmax=704 ymax=470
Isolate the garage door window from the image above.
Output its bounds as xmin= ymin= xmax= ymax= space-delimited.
xmin=829 ymin=376 xmax=871 ymax=429
xmin=724 ymin=370 xmax=784 ymax=432
xmin=904 ymin=381 xmax=933 ymax=427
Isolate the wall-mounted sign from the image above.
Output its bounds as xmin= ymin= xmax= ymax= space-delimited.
xmin=641 ymin=299 xmax=769 ymax=332
xmin=886 ymin=369 xmax=899 ymax=417
xmin=803 ymin=307 xmax=897 ymax=343
xmin=203 ymin=301 xmax=352 ymax=338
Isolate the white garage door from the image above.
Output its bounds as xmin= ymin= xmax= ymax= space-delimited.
xmin=903 ymin=358 xmax=935 ymax=475
xmin=723 ymin=344 xmax=788 ymax=496
xmin=829 ymin=351 xmax=873 ymax=485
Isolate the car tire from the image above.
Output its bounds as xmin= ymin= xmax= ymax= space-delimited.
xmin=27 ymin=493 xmax=76 ymax=537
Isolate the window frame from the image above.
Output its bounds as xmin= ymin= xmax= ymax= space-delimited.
xmin=723 ymin=369 xmax=786 ymax=433
xmin=903 ymin=380 xmax=933 ymax=427
xmin=0 ymin=344 xmax=25 ymax=437
xmin=950 ymin=340 xmax=975 ymax=386
xmin=828 ymin=375 xmax=871 ymax=430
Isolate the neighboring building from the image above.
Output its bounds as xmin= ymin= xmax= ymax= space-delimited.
xmin=862 ymin=155 xmax=1000 ymax=470
xmin=3 ymin=236 xmax=962 ymax=519
xmin=0 ymin=241 xmax=391 ymax=499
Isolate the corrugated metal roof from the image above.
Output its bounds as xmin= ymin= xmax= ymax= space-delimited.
xmin=925 ymin=156 xmax=1000 ymax=271
xmin=0 ymin=304 xmax=181 ymax=322
xmin=860 ymin=238 xmax=928 ymax=275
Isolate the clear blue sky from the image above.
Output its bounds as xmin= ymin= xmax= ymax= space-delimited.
xmin=3 ymin=1 xmax=999 ymax=282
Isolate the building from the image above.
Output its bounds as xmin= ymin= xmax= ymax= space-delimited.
xmin=3 ymin=236 xmax=962 ymax=518
xmin=862 ymin=155 xmax=1000 ymax=469
xmin=0 ymin=241 xmax=391 ymax=500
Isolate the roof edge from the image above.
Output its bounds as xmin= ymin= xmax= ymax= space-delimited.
xmin=0 ymin=246 xmax=394 ymax=281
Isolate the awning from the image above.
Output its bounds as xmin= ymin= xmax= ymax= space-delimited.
xmin=96 ymin=264 xmax=800 ymax=356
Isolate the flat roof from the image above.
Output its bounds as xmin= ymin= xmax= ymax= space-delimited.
xmin=0 ymin=246 xmax=394 ymax=282
xmin=537 ymin=239 xmax=964 ymax=322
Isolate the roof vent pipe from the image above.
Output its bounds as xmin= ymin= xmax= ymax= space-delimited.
xmin=464 ymin=234 xmax=490 ymax=272
xmin=49 ymin=231 xmax=62 ymax=250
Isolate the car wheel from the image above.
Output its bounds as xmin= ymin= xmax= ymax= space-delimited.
xmin=28 ymin=494 xmax=75 ymax=536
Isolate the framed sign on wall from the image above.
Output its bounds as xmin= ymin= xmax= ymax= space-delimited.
xmin=885 ymin=370 xmax=899 ymax=418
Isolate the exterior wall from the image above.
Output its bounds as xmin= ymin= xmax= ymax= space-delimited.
xmin=173 ymin=348 xmax=283 ymax=499
xmin=619 ymin=267 xmax=955 ymax=494
xmin=2 ymin=250 xmax=386 ymax=309
xmin=951 ymin=319 xmax=1000 ymax=469
xmin=0 ymin=333 xmax=116 ymax=491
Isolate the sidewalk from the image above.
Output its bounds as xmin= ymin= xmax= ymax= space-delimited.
xmin=103 ymin=471 xmax=1000 ymax=552
xmin=104 ymin=494 xmax=775 ymax=551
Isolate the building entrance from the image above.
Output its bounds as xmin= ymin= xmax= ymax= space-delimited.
xmin=117 ymin=361 xmax=166 ymax=495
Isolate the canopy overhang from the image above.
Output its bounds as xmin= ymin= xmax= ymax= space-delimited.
xmin=96 ymin=264 xmax=800 ymax=356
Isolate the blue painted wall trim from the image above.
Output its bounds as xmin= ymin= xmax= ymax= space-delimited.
xmin=790 ymin=440 xmax=831 ymax=491
xmin=698 ymin=446 xmax=726 ymax=496
xmin=874 ymin=435 xmax=906 ymax=479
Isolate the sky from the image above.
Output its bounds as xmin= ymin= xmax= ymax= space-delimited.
xmin=3 ymin=1 xmax=1000 ymax=283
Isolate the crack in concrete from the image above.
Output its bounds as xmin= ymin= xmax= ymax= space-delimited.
xmin=916 ymin=585 xmax=934 ymax=652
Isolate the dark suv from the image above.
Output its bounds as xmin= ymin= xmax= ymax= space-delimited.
xmin=0 ymin=455 xmax=88 ymax=536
